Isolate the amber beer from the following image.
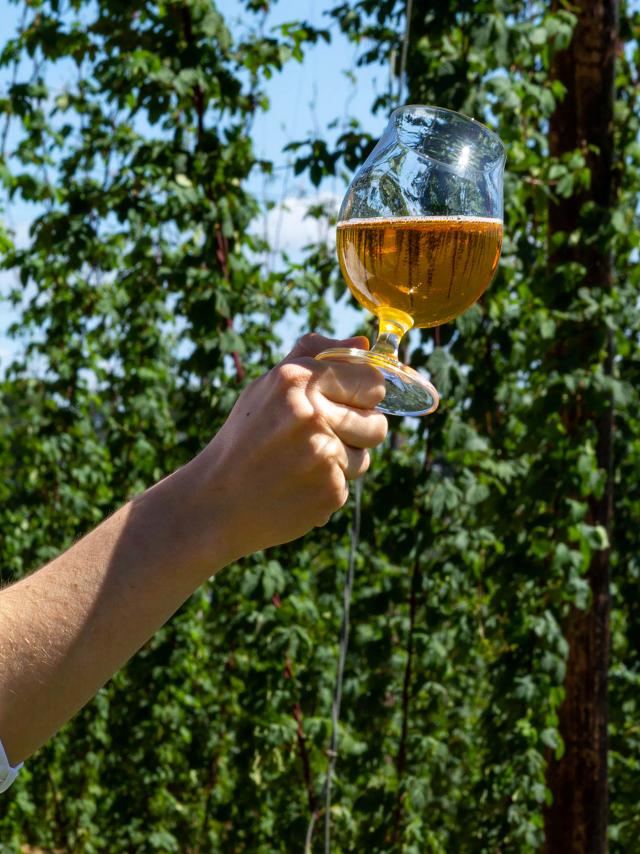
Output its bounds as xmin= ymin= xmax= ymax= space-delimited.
xmin=336 ymin=215 xmax=503 ymax=328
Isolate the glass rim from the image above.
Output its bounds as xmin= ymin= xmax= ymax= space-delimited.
xmin=390 ymin=104 xmax=505 ymax=157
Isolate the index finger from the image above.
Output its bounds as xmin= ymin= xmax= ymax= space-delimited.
xmin=287 ymin=333 xmax=370 ymax=360
xmin=312 ymin=360 xmax=386 ymax=410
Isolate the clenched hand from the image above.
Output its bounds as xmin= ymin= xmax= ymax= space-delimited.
xmin=196 ymin=333 xmax=388 ymax=559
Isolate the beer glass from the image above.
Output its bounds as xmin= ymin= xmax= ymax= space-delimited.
xmin=317 ymin=105 xmax=505 ymax=416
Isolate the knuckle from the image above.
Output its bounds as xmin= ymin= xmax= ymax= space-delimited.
xmin=284 ymin=387 xmax=315 ymax=424
xmin=297 ymin=332 xmax=321 ymax=351
xmin=307 ymin=431 xmax=333 ymax=468
xmin=273 ymin=360 xmax=312 ymax=393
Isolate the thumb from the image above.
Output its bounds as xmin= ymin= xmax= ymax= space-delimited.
xmin=286 ymin=332 xmax=370 ymax=360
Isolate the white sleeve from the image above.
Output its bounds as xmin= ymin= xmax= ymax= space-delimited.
xmin=0 ymin=737 xmax=22 ymax=793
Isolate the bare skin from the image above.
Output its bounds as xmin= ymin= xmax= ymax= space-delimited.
xmin=0 ymin=334 xmax=388 ymax=767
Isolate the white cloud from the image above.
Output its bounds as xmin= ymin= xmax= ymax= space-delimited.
xmin=249 ymin=193 xmax=367 ymax=353
xmin=254 ymin=193 xmax=340 ymax=261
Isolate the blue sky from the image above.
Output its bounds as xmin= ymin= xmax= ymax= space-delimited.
xmin=0 ymin=0 xmax=391 ymax=361
xmin=219 ymin=0 xmax=385 ymax=179
xmin=218 ymin=0 xmax=388 ymax=267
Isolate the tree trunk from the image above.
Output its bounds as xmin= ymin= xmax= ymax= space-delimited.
xmin=544 ymin=2 xmax=618 ymax=852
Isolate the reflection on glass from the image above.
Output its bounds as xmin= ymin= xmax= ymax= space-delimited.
xmin=318 ymin=105 xmax=506 ymax=417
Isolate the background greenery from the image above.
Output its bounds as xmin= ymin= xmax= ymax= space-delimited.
xmin=0 ymin=0 xmax=638 ymax=851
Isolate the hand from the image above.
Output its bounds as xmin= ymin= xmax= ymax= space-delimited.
xmin=194 ymin=334 xmax=388 ymax=561
xmin=0 ymin=335 xmax=386 ymax=767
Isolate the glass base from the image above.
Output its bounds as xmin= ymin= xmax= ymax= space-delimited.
xmin=316 ymin=348 xmax=439 ymax=417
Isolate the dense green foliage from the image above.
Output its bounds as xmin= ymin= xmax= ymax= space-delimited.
xmin=1 ymin=0 xmax=640 ymax=851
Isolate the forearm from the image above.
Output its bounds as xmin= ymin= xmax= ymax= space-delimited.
xmin=0 ymin=334 xmax=387 ymax=771
xmin=0 ymin=458 xmax=230 ymax=766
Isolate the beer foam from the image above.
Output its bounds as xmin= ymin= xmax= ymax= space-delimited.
xmin=337 ymin=215 xmax=503 ymax=226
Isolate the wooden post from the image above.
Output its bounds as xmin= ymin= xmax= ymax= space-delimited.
xmin=544 ymin=2 xmax=619 ymax=851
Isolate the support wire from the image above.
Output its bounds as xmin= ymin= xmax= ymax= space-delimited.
xmin=303 ymin=477 xmax=362 ymax=854
xmin=304 ymin=2 xmax=413 ymax=849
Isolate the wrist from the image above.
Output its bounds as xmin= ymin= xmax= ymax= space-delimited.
xmin=137 ymin=454 xmax=238 ymax=586
xmin=172 ymin=448 xmax=244 ymax=578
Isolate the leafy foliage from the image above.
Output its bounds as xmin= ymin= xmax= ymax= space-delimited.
xmin=0 ymin=0 xmax=639 ymax=852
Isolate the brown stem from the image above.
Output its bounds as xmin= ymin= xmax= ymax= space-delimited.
xmin=179 ymin=5 xmax=244 ymax=384
xmin=214 ymin=230 xmax=245 ymax=382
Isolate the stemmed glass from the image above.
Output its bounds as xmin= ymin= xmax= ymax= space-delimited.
xmin=317 ymin=105 xmax=505 ymax=416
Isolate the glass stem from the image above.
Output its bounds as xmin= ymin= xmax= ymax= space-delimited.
xmin=371 ymin=308 xmax=414 ymax=359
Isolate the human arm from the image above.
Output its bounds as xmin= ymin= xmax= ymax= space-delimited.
xmin=0 ymin=334 xmax=387 ymax=767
